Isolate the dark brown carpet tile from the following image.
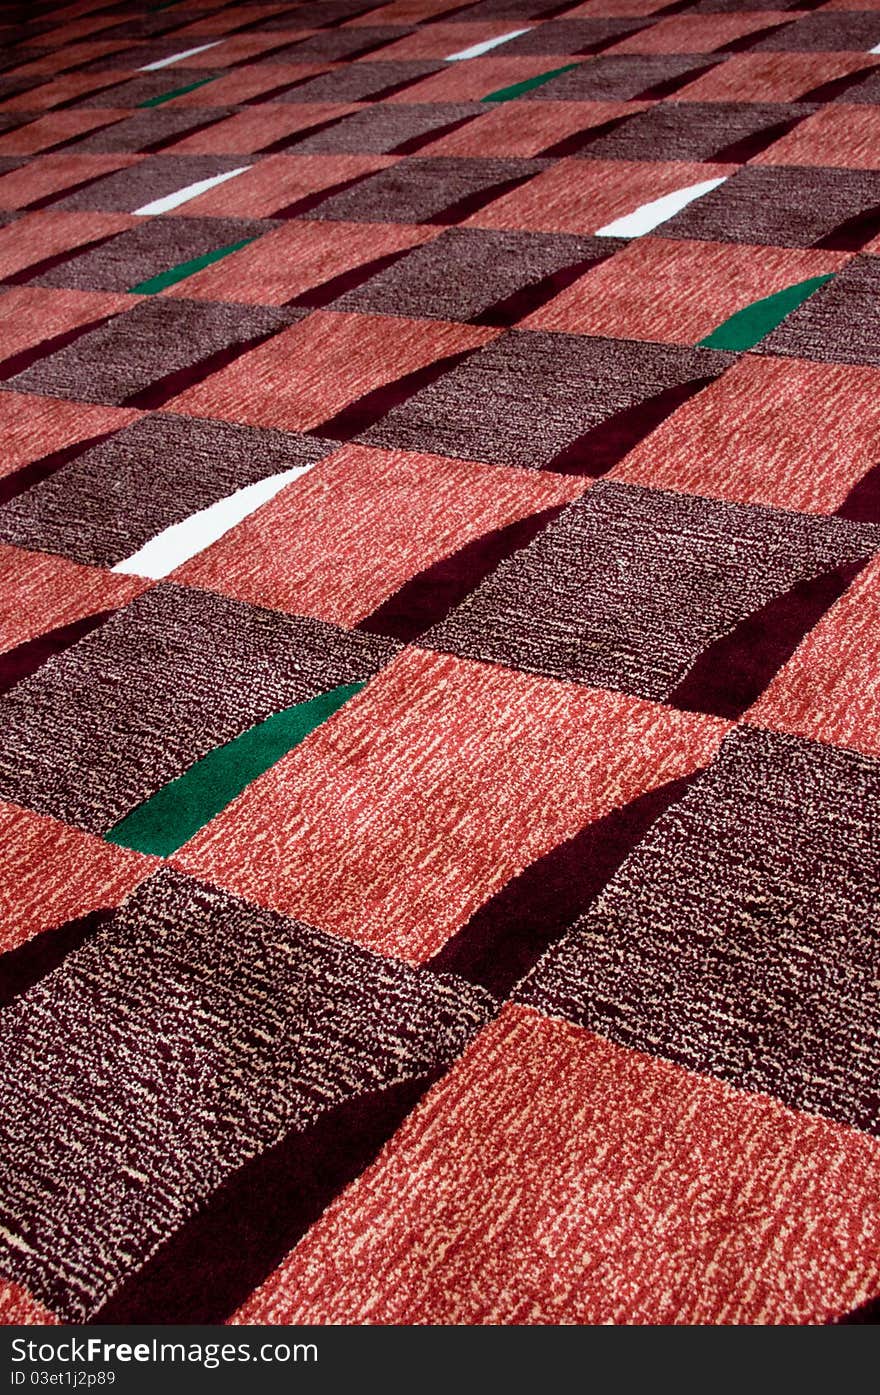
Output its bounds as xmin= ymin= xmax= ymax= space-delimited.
xmin=0 ymin=582 xmax=398 ymax=833
xmin=689 ymin=0 xmax=826 ymax=11
xmin=758 ymin=256 xmax=880 ymax=368
xmin=0 ymin=77 xmax=44 ymax=103
xmin=73 ymin=28 xmax=300 ymax=72
xmin=753 ymin=12 xmax=880 ymax=51
xmin=0 ymin=413 xmax=334 ymax=567
xmin=288 ymin=0 xmax=389 ymax=21
xmin=828 ymin=68 xmax=880 ymax=105
xmin=658 ymin=165 xmax=880 ymax=247
xmin=360 ymin=330 xmax=731 ymax=468
xmin=77 ymin=73 xmax=225 ymax=108
xmin=74 ymin=43 xmax=218 ymax=74
xmin=578 ymin=101 xmax=816 ymax=163
xmin=271 ymin=61 xmax=441 ymax=103
xmin=519 ymin=54 xmax=721 ymax=101
xmin=83 ymin=10 xmax=227 ymax=41
xmin=0 ymin=113 xmax=37 ymax=137
xmin=516 ymin=724 xmax=880 ymax=1135
xmin=266 ymin=28 xmax=414 ymax=63
xmin=3 ymin=297 xmax=297 ymax=406
xmin=424 ymin=481 xmax=880 ymax=701
xmin=499 ymin=19 xmax=651 ymax=54
xmin=458 ymin=0 xmax=600 ymax=16
xmin=0 ymin=866 xmax=493 ymax=1321
xmin=303 ymin=156 xmax=549 ymax=224
xmin=0 ymin=47 xmax=48 ymax=70
xmin=285 ymin=103 xmax=483 ymax=155
xmin=61 ymin=108 xmax=238 ymax=156
xmin=333 ymin=227 xmax=623 ymax=323
xmin=32 ymin=215 xmax=271 ymax=292
xmin=48 ymin=155 xmax=253 ymax=213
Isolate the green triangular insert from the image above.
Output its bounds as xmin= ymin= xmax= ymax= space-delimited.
xmin=128 ymin=238 xmax=257 ymax=294
xmin=138 ymin=76 xmax=219 ymax=108
xmin=481 ymin=62 xmax=581 ymax=104
xmin=698 ymin=273 xmax=836 ymax=352
xmin=105 ymin=682 xmax=365 ymax=856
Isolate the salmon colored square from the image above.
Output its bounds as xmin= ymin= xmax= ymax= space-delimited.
xmin=0 ymin=110 xmax=131 ymax=157
xmin=607 ymin=12 xmax=789 ymax=53
xmin=522 ymin=237 xmax=847 ymax=343
xmin=422 ymin=99 xmax=647 ymax=158
xmin=0 ymin=541 xmax=147 ymax=649
xmin=176 ymin=648 xmax=727 ymax=961
xmin=464 ymin=157 xmax=730 ymax=234
xmin=167 ymin=104 xmax=363 ymax=156
xmin=170 ymin=218 xmax=437 ymax=304
xmin=167 ymin=64 xmax=333 ymax=107
xmin=0 ymin=286 xmax=136 ymax=365
xmin=174 ymin=443 xmax=587 ymax=625
xmin=751 ymin=105 xmax=880 ymax=170
xmin=0 ymin=801 xmax=155 ymax=954
xmin=0 ymin=210 xmax=134 ymax=280
xmin=165 ymin=311 xmax=496 ymax=432
xmin=612 ymin=355 xmax=880 ymax=513
xmin=671 ymin=52 xmax=876 ymax=103
xmin=234 ymin=1005 xmax=880 ymax=1326
xmin=384 ymin=56 xmax=569 ymax=103
xmin=0 ymin=392 xmax=135 ymax=482
xmin=171 ymin=153 xmax=396 ymax=217
xmin=0 ymin=153 xmax=141 ymax=211
xmin=748 ymin=553 xmax=880 ymax=759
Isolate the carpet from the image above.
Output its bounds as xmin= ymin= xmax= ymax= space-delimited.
xmin=0 ymin=0 xmax=879 ymax=1329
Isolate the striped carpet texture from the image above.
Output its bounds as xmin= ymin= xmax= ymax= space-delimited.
xmin=0 ymin=0 xmax=879 ymax=1330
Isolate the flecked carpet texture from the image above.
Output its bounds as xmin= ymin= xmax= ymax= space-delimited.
xmin=0 ymin=0 xmax=879 ymax=1331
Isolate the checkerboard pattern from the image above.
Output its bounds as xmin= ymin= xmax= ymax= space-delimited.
xmin=1 ymin=0 xmax=879 ymax=1329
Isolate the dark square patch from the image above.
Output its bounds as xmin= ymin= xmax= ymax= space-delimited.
xmin=516 ymin=724 xmax=880 ymax=1136
xmin=62 ymin=108 xmax=237 ymax=156
xmin=0 ymin=583 xmax=398 ymax=832
xmin=658 ymin=164 xmax=880 ymax=246
xmin=520 ymin=54 xmax=720 ymax=101
xmin=332 ymin=227 xmax=621 ymax=323
xmin=4 ymin=297 xmax=297 ymax=406
xmin=425 ymin=481 xmax=880 ymax=700
xmin=33 ymin=216 xmax=272 ymax=293
xmin=303 ymin=156 xmax=548 ymax=224
xmin=578 ymin=101 xmax=815 ymax=163
xmin=273 ymin=62 xmax=441 ymax=104
xmin=49 ymin=155 xmax=254 ymax=213
xmin=0 ymin=413 xmax=334 ymax=567
xmin=360 ymin=331 xmax=731 ymax=467
xmin=284 ymin=103 xmax=483 ymax=156
xmin=758 ymin=255 xmax=880 ymax=366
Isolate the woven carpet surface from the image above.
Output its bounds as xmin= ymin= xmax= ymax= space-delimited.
xmin=0 ymin=0 xmax=879 ymax=1330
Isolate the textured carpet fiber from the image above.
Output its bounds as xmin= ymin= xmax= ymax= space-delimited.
xmin=0 ymin=0 xmax=879 ymax=1330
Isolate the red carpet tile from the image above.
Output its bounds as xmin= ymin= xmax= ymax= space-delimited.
xmin=0 ymin=0 xmax=879 ymax=1331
